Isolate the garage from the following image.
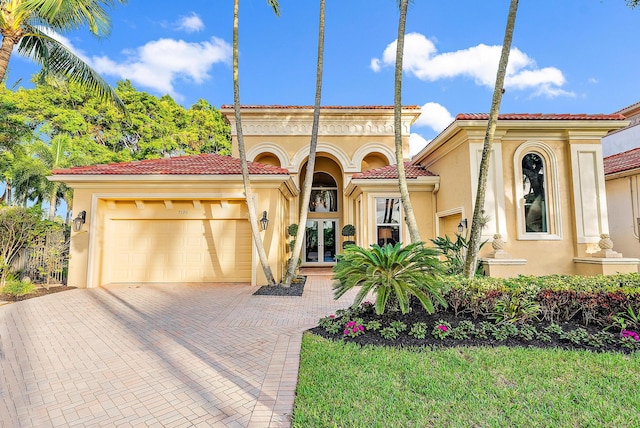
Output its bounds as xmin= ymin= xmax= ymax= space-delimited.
xmin=99 ymin=199 xmax=252 ymax=284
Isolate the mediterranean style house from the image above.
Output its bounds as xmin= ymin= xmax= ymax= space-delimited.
xmin=51 ymin=105 xmax=640 ymax=288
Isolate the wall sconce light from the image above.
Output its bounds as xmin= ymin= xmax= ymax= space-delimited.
xmin=260 ymin=210 xmax=269 ymax=231
xmin=72 ymin=210 xmax=86 ymax=232
xmin=457 ymin=218 xmax=468 ymax=233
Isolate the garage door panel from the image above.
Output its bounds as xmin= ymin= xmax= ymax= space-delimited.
xmin=103 ymin=217 xmax=251 ymax=284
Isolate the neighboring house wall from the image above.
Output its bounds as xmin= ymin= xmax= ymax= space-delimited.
xmin=602 ymin=101 xmax=640 ymax=157
xmin=604 ymin=147 xmax=640 ymax=268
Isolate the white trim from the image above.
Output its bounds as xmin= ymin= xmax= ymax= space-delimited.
xmin=352 ymin=143 xmax=397 ymax=168
xmin=435 ymin=207 xmax=465 ymax=238
xmin=370 ymin=195 xmax=404 ymax=246
xmin=513 ymin=142 xmax=562 ymax=241
xmin=246 ymin=142 xmax=291 ymax=168
xmin=570 ymin=144 xmax=609 ymax=243
xmin=469 ymin=143 xmax=508 ymax=241
xmin=291 ymin=142 xmax=356 ymax=173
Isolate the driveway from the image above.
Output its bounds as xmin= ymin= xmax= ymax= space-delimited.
xmin=0 ymin=275 xmax=353 ymax=427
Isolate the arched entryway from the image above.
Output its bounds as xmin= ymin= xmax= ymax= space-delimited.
xmin=300 ymin=156 xmax=343 ymax=266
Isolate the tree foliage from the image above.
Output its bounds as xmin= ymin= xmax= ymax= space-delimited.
xmin=0 ymin=78 xmax=231 ymax=215
xmin=0 ymin=206 xmax=40 ymax=285
xmin=0 ymin=0 xmax=127 ymax=109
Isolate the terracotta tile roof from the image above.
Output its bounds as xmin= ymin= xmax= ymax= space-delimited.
xmin=51 ymin=153 xmax=289 ymax=176
xmin=220 ymin=104 xmax=421 ymax=110
xmin=351 ymin=162 xmax=436 ymax=179
xmin=604 ymin=147 xmax=640 ymax=175
xmin=456 ymin=113 xmax=627 ymax=121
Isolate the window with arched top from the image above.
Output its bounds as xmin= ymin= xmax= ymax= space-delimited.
xmin=514 ymin=143 xmax=561 ymax=240
xmin=522 ymin=153 xmax=548 ymax=232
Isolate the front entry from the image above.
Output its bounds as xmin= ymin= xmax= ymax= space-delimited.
xmin=303 ymin=219 xmax=337 ymax=266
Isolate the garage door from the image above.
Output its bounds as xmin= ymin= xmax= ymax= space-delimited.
xmin=103 ymin=218 xmax=252 ymax=283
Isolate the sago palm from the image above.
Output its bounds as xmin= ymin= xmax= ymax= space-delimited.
xmin=333 ymin=242 xmax=446 ymax=315
xmin=0 ymin=0 xmax=126 ymax=109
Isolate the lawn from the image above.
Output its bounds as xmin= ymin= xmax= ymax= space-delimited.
xmin=293 ymin=333 xmax=640 ymax=427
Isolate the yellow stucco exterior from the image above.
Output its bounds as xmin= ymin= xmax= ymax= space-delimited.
xmin=51 ymin=106 xmax=639 ymax=288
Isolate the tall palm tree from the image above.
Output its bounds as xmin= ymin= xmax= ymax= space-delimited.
xmin=0 ymin=0 xmax=126 ymax=109
xmin=283 ymin=0 xmax=325 ymax=287
xmin=463 ymin=0 xmax=519 ymax=277
xmin=233 ymin=0 xmax=280 ymax=286
xmin=394 ymin=0 xmax=421 ymax=243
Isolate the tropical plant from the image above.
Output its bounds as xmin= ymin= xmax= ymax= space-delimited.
xmin=1 ymin=276 xmax=35 ymax=298
xmin=233 ymin=0 xmax=280 ymax=286
xmin=0 ymin=0 xmax=127 ymax=109
xmin=283 ymin=0 xmax=325 ymax=287
xmin=392 ymin=0 xmax=421 ymax=243
xmin=332 ymin=242 xmax=446 ymax=315
xmin=0 ymin=206 xmax=39 ymax=285
xmin=431 ymin=233 xmax=486 ymax=275
xmin=463 ymin=0 xmax=519 ymax=277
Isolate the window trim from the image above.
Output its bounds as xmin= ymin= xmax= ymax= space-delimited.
xmin=513 ymin=142 xmax=562 ymax=241
xmin=374 ymin=196 xmax=403 ymax=246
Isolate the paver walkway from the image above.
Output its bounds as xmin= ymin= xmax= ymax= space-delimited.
xmin=0 ymin=274 xmax=354 ymax=427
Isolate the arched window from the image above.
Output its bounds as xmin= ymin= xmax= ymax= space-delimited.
xmin=514 ymin=142 xmax=561 ymax=240
xmin=308 ymin=172 xmax=338 ymax=213
xmin=522 ymin=153 xmax=548 ymax=232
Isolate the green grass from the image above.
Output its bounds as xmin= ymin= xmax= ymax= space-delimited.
xmin=293 ymin=333 xmax=640 ymax=427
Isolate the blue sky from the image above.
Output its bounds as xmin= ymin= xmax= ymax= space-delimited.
xmin=6 ymin=0 xmax=640 ymax=154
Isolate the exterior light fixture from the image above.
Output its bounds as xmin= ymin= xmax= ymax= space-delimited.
xmin=260 ymin=211 xmax=269 ymax=231
xmin=457 ymin=218 xmax=468 ymax=233
xmin=72 ymin=210 xmax=87 ymax=232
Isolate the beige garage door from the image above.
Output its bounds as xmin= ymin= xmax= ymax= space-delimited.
xmin=103 ymin=219 xmax=252 ymax=283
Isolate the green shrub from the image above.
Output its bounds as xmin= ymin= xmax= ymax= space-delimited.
xmin=332 ymin=242 xmax=446 ymax=315
xmin=2 ymin=279 xmax=35 ymax=298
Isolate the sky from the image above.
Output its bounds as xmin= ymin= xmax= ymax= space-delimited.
xmin=6 ymin=0 xmax=640 ymax=155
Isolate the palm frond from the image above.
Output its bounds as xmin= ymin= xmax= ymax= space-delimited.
xmin=21 ymin=0 xmax=125 ymax=35
xmin=16 ymin=27 xmax=125 ymax=111
xmin=266 ymin=0 xmax=280 ymax=16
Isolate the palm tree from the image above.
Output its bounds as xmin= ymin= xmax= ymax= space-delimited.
xmin=463 ymin=0 xmax=519 ymax=277
xmin=233 ymin=0 xmax=280 ymax=286
xmin=0 ymin=0 xmax=126 ymax=109
xmin=283 ymin=0 xmax=325 ymax=287
xmin=394 ymin=0 xmax=421 ymax=243
xmin=30 ymin=134 xmax=70 ymax=220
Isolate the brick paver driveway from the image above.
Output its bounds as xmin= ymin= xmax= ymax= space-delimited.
xmin=0 ymin=274 xmax=352 ymax=427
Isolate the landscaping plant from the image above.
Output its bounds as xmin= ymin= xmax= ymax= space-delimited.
xmin=332 ymin=242 xmax=446 ymax=315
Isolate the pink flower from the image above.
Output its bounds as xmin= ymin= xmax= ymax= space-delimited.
xmin=359 ymin=325 xmax=364 ymax=331
xmin=437 ymin=325 xmax=448 ymax=332
xmin=329 ymin=315 xmax=335 ymax=319
xmin=344 ymin=329 xmax=349 ymax=335
xmin=352 ymin=327 xmax=358 ymax=333
xmin=622 ymin=330 xmax=640 ymax=341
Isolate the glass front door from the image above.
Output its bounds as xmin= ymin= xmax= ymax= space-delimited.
xmin=304 ymin=220 xmax=337 ymax=265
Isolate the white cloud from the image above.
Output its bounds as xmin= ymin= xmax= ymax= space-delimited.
xmin=371 ymin=32 xmax=572 ymax=98
xmin=90 ymin=37 xmax=232 ymax=98
xmin=409 ymin=133 xmax=430 ymax=156
xmin=414 ymin=102 xmax=454 ymax=133
xmin=176 ymin=13 xmax=205 ymax=33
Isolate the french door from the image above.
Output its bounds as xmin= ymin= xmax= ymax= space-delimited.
xmin=303 ymin=219 xmax=337 ymax=266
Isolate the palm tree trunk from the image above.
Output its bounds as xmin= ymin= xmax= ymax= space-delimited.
xmin=0 ymin=36 xmax=16 ymax=83
xmin=233 ymin=0 xmax=277 ymax=286
xmin=463 ymin=0 xmax=519 ymax=278
xmin=283 ymin=0 xmax=326 ymax=287
xmin=48 ymin=190 xmax=57 ymax=221
xmin=394 ymin=0 xmax=421 ymax=243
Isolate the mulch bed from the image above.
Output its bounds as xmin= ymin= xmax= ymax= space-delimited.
xmin=309 ymin=300 xmax=639 ymax=354
xmin=253 ymin=276 xmax=306 ymax=296
xmin=0 ymin=285 xmax=76 ymax=302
